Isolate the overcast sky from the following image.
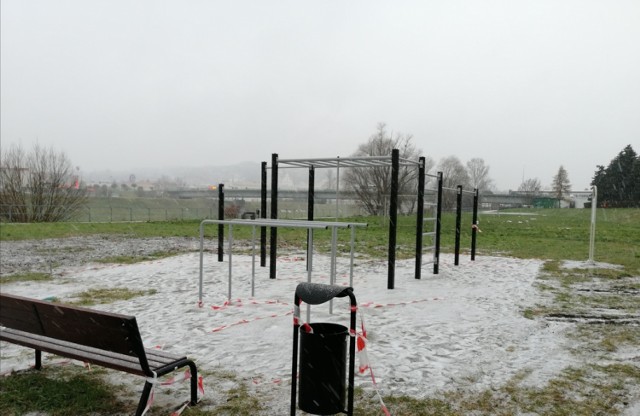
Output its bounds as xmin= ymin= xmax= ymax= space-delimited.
xmin=2 ymin=0 xmax=639 ymax=191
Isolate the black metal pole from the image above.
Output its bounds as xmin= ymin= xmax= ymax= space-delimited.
xmin=471 ymin=188 xmax=479 ymax=261
xmin=455 ymin=185 xmax=462 ymax=266
xmin=260 ymin=161 xmax=267 ymax=267
xmin=388 ymin=149 xmax=399 ymax=289
xmin=347 ymin=289 xmax=356 ymax=416
xmin=307 ymin=166 xmax=315 ymax=271
xmin=290 ymin=294 xmax=301 ymax=416
xmin=415 ymin=157 xmax=425 ymax=279
xmin=218 ymin=184 xmax=224 ymax=262
xmin=270 ymin=153 xmax=278 ymax=279
xmin=434 ymin=172 xmax=443 ymax=274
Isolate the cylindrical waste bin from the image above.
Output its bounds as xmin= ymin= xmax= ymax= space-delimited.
xmin=298 ymin=322 xmax=348 ymax=415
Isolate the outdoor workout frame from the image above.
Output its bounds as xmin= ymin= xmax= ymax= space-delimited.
xmin=261 ymin=150 xmax=441 ymax=289
xmin=415 ymin=170 xmax=443 ymax=278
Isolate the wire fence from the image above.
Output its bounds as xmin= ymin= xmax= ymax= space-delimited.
xmin=0 ymin=202 xmax=369 ymax=223
xmin=0 ymin=205 xmax=218 ymax=223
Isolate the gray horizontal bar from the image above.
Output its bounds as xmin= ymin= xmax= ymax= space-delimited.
xmin=200 ymin=219 xmax=329 ymax=229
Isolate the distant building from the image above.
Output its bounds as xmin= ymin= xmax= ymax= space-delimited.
xmin=532 ymin=197 xmax=559 ymax=209
xmin=570 ymin=192 xmax=593 ymax=208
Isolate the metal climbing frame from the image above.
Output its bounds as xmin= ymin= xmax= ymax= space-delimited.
xmin=440 ymin=185 xmax=480 ymax=265
xmin=415 ymin=168 xmax=443 ymax=277
xmin=453 ymin=186 xmax=480 ymax=265
xmin=261 ymin=150 xmax=426 ymax=289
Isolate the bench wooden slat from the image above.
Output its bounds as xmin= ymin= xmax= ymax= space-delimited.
xmin=0 ymin=328 xmax=186 ymax=375
xmin=0 ymin=293 xmax=46 ymax=335
xmin=1 ymin=327 xmax=145 ymax=374
xmin=34 ymin=301 xmax=146 ymax=359
xmin=1 ymin=293 xmax=149 ymax=368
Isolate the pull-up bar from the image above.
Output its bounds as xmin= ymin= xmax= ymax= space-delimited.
xmin=272 ymin=155 xmax=421 ymax=169
xmin=198 ymin=218 xmax=366 ymax=305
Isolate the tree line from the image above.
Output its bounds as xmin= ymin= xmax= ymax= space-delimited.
xmin=2 ymin=135 xmax=637 ymax=223
xmin=342 ymin=123 xmax=492 ymax=215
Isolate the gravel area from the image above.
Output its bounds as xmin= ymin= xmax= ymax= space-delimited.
xmin=0 ymin=236 xmax=202 ymax=277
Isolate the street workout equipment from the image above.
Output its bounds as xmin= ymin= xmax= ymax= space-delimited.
xmin=261 ymin=149 xmax=444 ymax=289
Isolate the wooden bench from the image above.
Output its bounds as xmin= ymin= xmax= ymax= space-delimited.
xmin=0 ymin=292 xmax=199 ymax=415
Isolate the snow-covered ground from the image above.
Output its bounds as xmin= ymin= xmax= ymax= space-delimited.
xmin=1 ymin=241 xmax=580 ymax=414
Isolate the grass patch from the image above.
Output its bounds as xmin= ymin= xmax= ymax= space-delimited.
xmin=571 ymin=324 xmax=640 ymax=353
xmin=2 ymin=208 xmax=639 ymax=272
xmin=2 ymin=208 xmax=638 ymax=272
xmin=206 ymin=383 xmax=264 ymax=415
xmin=181 ymin=369 xmax=265 ymax=416
xmin=0 ymin=220 xmax=204 ymax=240
xmin=524 ymin=258 xmax=640 ymax=320
xmin=0 ymin=271 xmax=52 ymax=284
xmin=67 ymin=287 xmax=157 ymax=306
xmin=0 ymin=367 xmax=132 ymax=416
xmin=355 ymin=364 xmax=640 ymax=415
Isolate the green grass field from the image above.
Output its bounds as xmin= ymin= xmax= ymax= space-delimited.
xmin=1 ymin=207 xmax=639 ymax=415
xmin=2 ymin=208 xmax=639 ymax=272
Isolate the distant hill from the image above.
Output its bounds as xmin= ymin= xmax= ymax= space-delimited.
xmin=83 ymin=161 xmax=313 ymax=189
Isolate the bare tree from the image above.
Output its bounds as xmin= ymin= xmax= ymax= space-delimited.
xmin=438 ymin=156 xmax=470 ymax=210
xmin=466 ymin=158 xmax=493 ymax=192
xmin=0 ymin=143 xmax=87 ymax=222
xmin=343 ymin=123 xmax=422 ymax=215
xmin=552 ymin=165 xmax=571 ymax=201
xmin=518 ymin=178 xmax=542 ymax=206
xmin=324 ymin=169 xmax=336 ymax=190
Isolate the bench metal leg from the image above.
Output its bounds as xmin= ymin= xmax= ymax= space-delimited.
xmin=135 ymin=381 xmax=153 ymax=416
xmin=35 ymin=350 xmax=42 ymax=370
xmin=187 ymin=360 xmax=199 ymax=405
xmin=134 ymin=361 xmax=198 ymax=416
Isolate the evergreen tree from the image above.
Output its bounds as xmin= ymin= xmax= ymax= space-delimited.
xmin=592 ymin=145 xmax=639 ymax=207
xmin=632 ymin=155 xmax=640 ymax=206
xmin=552 ymin=166 xmax=571 ymax=201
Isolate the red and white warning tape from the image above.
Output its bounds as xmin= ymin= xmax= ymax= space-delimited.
xmin=350 ymin=313 xmax=391 ymax=416
xmin=359 ymin=297 xmax=444 ymax=309
xmin=280 ymin=256 xmax=306 ymax=262
xmin=141 ymin=367 xmax=205 ymax=416
xmin=211 ymin=310 xmax=293 ymax=333
xmin=208 ymin=298 xmax=290 ymax=311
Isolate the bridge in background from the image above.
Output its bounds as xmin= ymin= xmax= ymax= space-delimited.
xmin=167 ymin=188 xmax=531 ymax=209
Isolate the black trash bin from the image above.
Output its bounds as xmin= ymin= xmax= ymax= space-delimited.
xmin=298 ymin=322 xmax=348 ymax=415
xmin=290 ymin=282 xmax=357 ymax=416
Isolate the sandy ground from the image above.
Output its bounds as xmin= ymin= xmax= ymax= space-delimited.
xmin=0 ymin=236 xmax=636 ymax=414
